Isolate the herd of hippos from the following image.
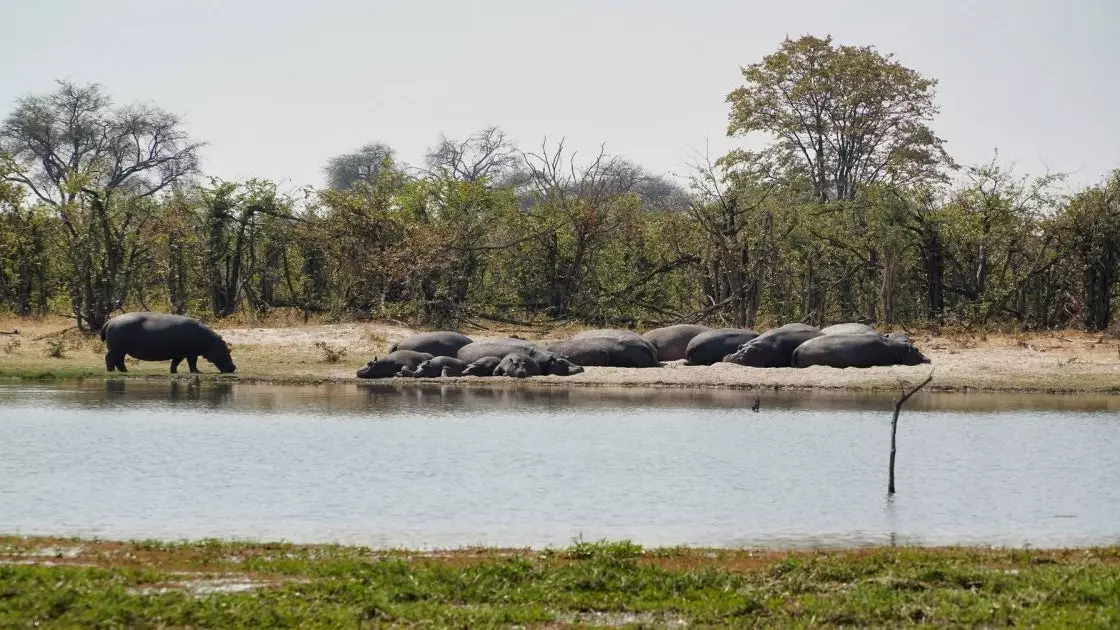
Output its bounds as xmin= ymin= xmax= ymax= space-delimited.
xmin=356 ymin=322 xmax=932 ymax=379
xmin=96 ymin=312 xmax=931 ymax=377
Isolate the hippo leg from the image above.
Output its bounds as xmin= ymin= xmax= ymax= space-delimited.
xmin=186 ymin=355 xmax=200 ymax=373
xmin=170 ymin=357 xmax=183 ymax=374
xmin=105 ymin=352 xmax=118 ymax=372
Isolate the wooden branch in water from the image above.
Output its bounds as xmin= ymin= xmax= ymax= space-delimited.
xmin=888 ymin=370 xmax=935 ymax=495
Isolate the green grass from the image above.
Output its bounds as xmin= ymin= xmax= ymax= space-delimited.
xmin=1 ymin=537 xmax=1118 ymax=628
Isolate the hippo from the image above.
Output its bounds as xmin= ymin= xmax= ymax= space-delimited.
xmin=886 ymin=331 xmax=911 ymax=344
xmin=456 ymin=338 xmax=539 ymax=364
xmin=546 ymin=337 xmax=659 ymax=368
xmin=400 ymin=356 xmax=469 ymax=377
xmin=494 ymin=353 xmax=541 ymax=378
xmin=356 ymin=350 xmax=433 ymax=378
xmin=462 ymin=356 xmax=502 ymax=376
xmin=457 ymin=339 xmax=584 ymax=376
xmin=820 ymin=322 xmax=877 ymax=336
xmin=572 ymin=329 xmax=659 ymax=360
xmin=684 ymin=328 xmax=760 ymax=366
xmin=723 ymin=323 xmax=823 ymax=368
xmin=101 ymin=312 xmax=236 ymax=373
xmin=641 ymin=324 xmax=712 ymax=361
xmin=792 ymin=334 xmax=931 ymax=368
xmin=389 ymin=331 xmax=473 ymax=357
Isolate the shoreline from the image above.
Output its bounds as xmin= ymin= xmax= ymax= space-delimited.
xmin=3 ymin=316 xmax=1120 ymax=395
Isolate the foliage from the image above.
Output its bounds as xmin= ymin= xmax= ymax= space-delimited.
xmin=1 ymin=37 xmax=1118 ymax=333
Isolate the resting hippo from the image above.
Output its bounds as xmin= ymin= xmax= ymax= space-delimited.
xmin=546 ymin=337 xmax=659 ymax=368
xmin=389 ymin=331 xmax=473 ymax=357
xmin=641 ymin=324 xmax=712 ymax=361
xmin=457 ymin=339 xmax=584 ymax=376
xmin=684 ymin=328 xmax=759 ymax=365
xmin=494 ymin=353 xmax=541 ymax=378
xmin=462 ymin=356 xmax=502 ymax=376
xmin=572 ymin=329 xmax=659 ymax=360
xmin=456 ymin=338 xmax=539 ymax=364
xmin=886 ymin=331 xmax=911 ymax=344
xmin=792 ymin=334 xmax=931 ymax=368
xmin=101 ymin=312 xmax=236 ymax=373
xmin=820 ymin=322 xmax=877 ymax=335
xmin=401 ymin=356 xmax=469 ymax=377
xmin=356 ymin=350 xmax=433 ymax=378
xmin=723 ymin=323 xmax=822 ymax=368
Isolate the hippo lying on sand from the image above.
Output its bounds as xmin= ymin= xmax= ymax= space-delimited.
xmin=684 ymin=328 xmax=759 ymax=365
xmin=356 ymin=350 xmax=433 ymax=378
xmin=641 ymin=324 xmax=711 ymax=361
xmin=101 ymin=312 xmax=236 ymax=373
xmin=400 ymin=356 xmax=469 ymax=377
xmin=494 ymin=353 xmax=540 ymax=378
xmin=819 ymin=322 xmax=876 ymax=335
xmin=390 ymin=331 xmax=473 ymax=357
xmin=723 ymin=323 xmax=822 ymax=367
xmin=573 ymin=329 xmax=660 ymax=360
xmin=462 ymin=356 xmax=502 ymax=376
xmin=457 ymin=339 xmax=584 ymax=376
xmin=792 ymin=334 xmax=931 ymax=368
xmin=546 ymin=337 xmax=659 ymax=368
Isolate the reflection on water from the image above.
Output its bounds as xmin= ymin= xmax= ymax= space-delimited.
xmin=1 ymin=379 xmax=1119 ymax=549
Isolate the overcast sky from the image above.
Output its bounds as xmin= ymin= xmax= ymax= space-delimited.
xmin=3 ymin=0 xmax=1117 ymax=192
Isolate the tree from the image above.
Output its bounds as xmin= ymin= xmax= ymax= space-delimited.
xmin=323 ymin=143 xmax=395 ymax=190
xmin=0 ymin=80 xmax=202 ymax=331
xmin=1060 ymin=171 xmax=1120 ymax=330
xmin=726 ymin=34 xmax=952 ymax=204
xmin=423 ymin=126 xmax=520 ymax=184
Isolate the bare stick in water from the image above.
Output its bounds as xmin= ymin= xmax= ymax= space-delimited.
xmin=888 ymin=370 xmax=934 ymax=495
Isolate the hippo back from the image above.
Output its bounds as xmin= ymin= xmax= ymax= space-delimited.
xmin=456 ymin=338 xmax=538 ymax=364
xmin=357 ymin=350 xmax=433 ymax=378
xmin=820 ymin=322 xmax=877 ymax=336
xmin=389 ymin=331 xmax=473 ymax=357
xmin=792 ymin=334 xmax=931 ymax=368
xmin=684 ymin=328 xmax=759 ymax=365
xmin=547 ymin=337 xmax=657 ymax=368
xmin=641 ymin=324 xmax=711 ymax=361
xmin=572 ymin=329 xmax=658 ymax=360
xmin=724 ymin=325 xmax=823 ymax=367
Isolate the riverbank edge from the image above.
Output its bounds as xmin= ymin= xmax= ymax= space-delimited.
xmin=4 ymin=368 xmax=1120 ymax=395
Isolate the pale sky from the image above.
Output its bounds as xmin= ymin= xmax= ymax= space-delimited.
xmin=3 ymin=0 xmax=1118 ymax=192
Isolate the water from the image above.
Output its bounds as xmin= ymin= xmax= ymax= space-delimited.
xmin=1 ymin=379 xmax=1119 ymax=550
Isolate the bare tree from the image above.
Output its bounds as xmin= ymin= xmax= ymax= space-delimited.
xmin=0 ymin=80 xmax=202 ymax=331
xmin=424 ymin=126 xmax=520 ymax=184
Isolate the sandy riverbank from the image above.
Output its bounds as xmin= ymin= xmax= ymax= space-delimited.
xmin=3 ymin=315 xmax=1120 ymax=393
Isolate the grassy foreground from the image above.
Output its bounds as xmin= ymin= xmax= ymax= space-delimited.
xmin=1 ymin=537 xmax=1118 ymax=628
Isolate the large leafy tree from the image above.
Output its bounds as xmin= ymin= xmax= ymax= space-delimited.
xmin=726 ymin=34 xmax=952 ymax=203
xmin=0 ymin=80 xmax=202 ymax=331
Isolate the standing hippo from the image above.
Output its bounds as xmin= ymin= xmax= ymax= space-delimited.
xmin=356 ymin=350 xmax=433 ymax=378
xmin=462 ymin=356 xmax=502 ymax=376
xmin=723 ymin=323 xmax=822 ymax=368
xmin=389 ymin=331 xmax=473 ymax=357
xmin=641 ymin=324 xmax=712 ymax=361
xmin=820 ymin=322 xmax=877 ymax=335
xmin=494 ymin=353 xmax=541 ymax=378
xmin=546 ymin=336 xmax=659 ymax=368
xmin=684 ymin=328 xmax=759 ymax=366
xmin=101 ymin=312 xmax=236 ymax=374
xmin=400 ymin=356 xmax=469 ymax=377
xmin=792 ymin=334 xmax=931 ymax=368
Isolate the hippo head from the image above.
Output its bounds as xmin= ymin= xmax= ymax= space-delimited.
xmin=410 ymin=360 xmax=443 ymax=378
xmin=205 ymin=340 xmax=237 ymax=373
xmin=901 ymin=344 xmax=932 ymax=365
xmin=497 ymin=354 xmax=540 ymax=378
xmin=723 ymin=340 xmax=768 ymax=367
xmin=536 ymin=351 xmax=585 ymax=376
xmin=356 ymin=357 xmax=397 ymax=379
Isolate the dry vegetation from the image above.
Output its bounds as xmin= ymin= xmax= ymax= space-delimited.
xmin=3 ymin=313 xmax=1120 ymax=393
